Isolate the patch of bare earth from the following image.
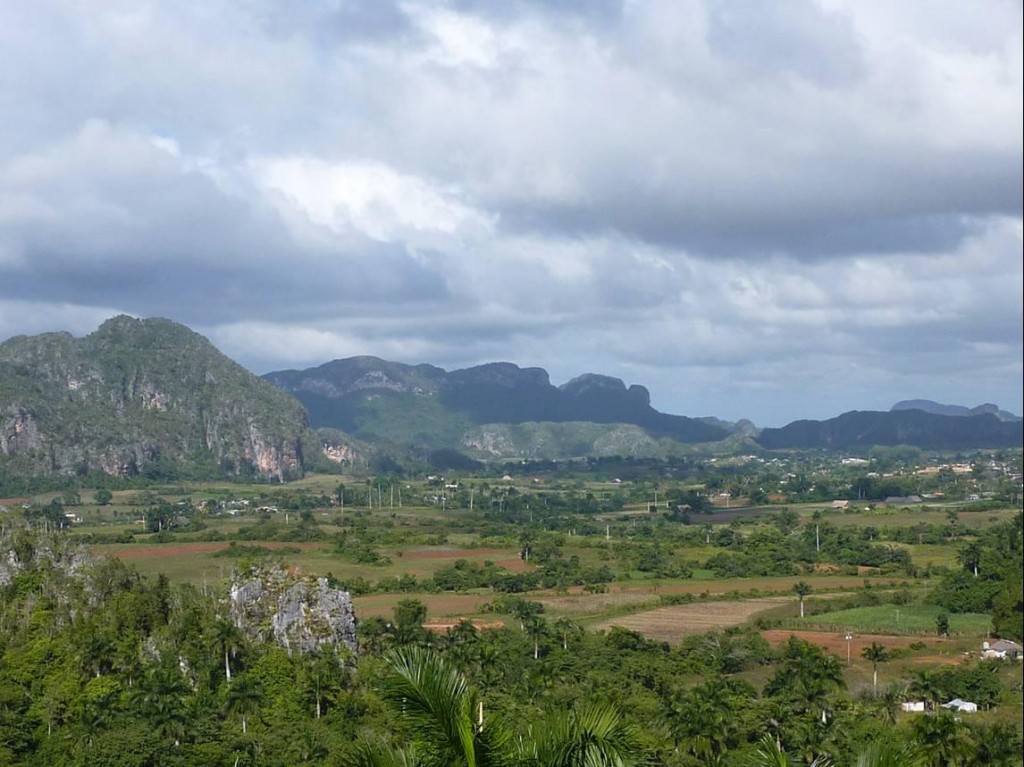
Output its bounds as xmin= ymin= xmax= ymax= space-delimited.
xmin=594 ymin=598 xmax=790 ymax=643
xmin=761 ymin=630 xmax=955 ymax=658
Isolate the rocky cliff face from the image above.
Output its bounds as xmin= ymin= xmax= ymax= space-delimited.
xmin=0 ymin=527 xmax=91 ymax=587
xmin=230 ymin=565 xmax=357 ymax=654
xmin=0 ymin=316 xmax=309 ymax=481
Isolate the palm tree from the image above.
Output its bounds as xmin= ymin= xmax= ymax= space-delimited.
xmin=909 ymin=669 xmax=945 ymax=712
xmin=911 ymin=711 xmax=968 ymax=767
xmin=360 ymin=647 xmax=644 ymax=767
xmin=363 ymin=646 xmax=512 ymax=767
xmin=525 ymin=615 xmax=548 ymax=660
xmin=552 ymin=618 xmax=583 ymax=651
xmin=878 ymin=683 xmax=906 ymax=726
xmin=968 ymin=722 xmax=1024 ymax=766
xmin=861 ymin=642 xmax=890 ymax=694
xmin=956 ymin=542 xmax=983 ymax=578
xmin=748 ymin=734 xmax=834 ymax=766
xmin=210 ymin=617 xmax=243 ymax=683
xmin=765 ymin=637 xmax=845 ymax=713
xmin=522 ymin=702 xmax=643 ymax=767
xmin=854 ymin=740 xmax=924 ymax=767
xmin=793 ymin=582 xmax=812 ymax=619
xmin=286 ymin=729 xmax=331 ymax=764
xmin=510 ymin=600 xmax=543 ymax=632
xmin=302 ymin=650 xmax=344 ymax=719
xmin=76 ymin=624 xmax=115 ymax=678
xmin=112 ymin=635 xmax=144 ymax=687
xmin=226 ymin=673 xmax=263 ymax=735
xmin=664 ymin=675 xmax=753 ymax=762
xmin=130 ymin=665 xmax=188 ymax=747
xmin=76 ymin=682 xmax=119 ymax=748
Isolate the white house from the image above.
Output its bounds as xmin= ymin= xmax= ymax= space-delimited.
xmin=900 ymin=701 xmax=925 ymax=713
xmin=982 ymin=639 xmax=1022 ymax=660
xmin=941 ymin=699 xmax=978 ymax=713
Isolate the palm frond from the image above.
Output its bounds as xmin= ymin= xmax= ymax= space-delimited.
xmin=382 ymin=647 xmax=476 ymax=766
xmin=529 ymin=701 xmax=644 ymax=767
xmin=855 ymin=741 xmax=925 ymax=767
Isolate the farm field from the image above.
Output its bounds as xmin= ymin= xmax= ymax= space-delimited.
xmin=593 ymin=597 xmax=790 ymax=643
xmin=782 ymin=604 xmax=993 ymax=636
xmin=799 ymin=507 xmax=1017 ymax=531
xmin=92 ymin=539 xmax=534 ymax=586
xmin=89 ymin=531 xmax=919 ymax=626
xmin=761 ymin=629 xmax=960 ymax=657
xmin=893 ymin=542 xmax=961 ymax=568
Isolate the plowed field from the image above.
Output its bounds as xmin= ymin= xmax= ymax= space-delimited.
xmin=594 ymin=598 xmax=790 ymax=643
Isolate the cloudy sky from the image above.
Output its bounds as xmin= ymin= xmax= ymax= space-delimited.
xmin=1 ymin=0 xmax=1021 ymax=426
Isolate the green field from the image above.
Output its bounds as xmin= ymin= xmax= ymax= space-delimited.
xmin=786 ymin=604 xmax=992 ymax=636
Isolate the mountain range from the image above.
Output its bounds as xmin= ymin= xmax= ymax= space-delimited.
xmin=263 ymin=357 xmax=749 ymax=461
xmin=1 ymin=317 xmax=1020 ymax=481
xmin=891 ymin=399 xmax=1021 ymax=422
xmin=757 ymin=409 xmax=1022 ymax=451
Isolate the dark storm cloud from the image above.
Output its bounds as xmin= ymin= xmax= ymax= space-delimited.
xmin=0 ymin=121 xmax=447 ymax=326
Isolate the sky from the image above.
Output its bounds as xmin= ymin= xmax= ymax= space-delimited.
xmin=1 ymin=0 xmax=1021 ymax=427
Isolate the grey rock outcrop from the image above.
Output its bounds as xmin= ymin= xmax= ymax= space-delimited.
xmin=0 ymin=527 xmax=91 ymax=586
xmin=229 ymin=565 xmax=356 ymax=655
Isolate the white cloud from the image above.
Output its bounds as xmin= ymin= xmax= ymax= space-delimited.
xmin=251 ymin=156 xmax=494 ymax=246
xmin=0 ymin=0 xmax=1019 ymax=425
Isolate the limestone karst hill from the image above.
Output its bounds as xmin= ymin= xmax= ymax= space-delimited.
xmin=0 ymin=316 xmax=311 ymax=481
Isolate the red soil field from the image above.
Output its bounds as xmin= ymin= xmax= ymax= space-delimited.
xmin=762 ymin=629 xmax=955 ymax=658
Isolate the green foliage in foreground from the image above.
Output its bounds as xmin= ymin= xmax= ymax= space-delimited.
xmin=0 ymin=524 xmax=1021 ymax=766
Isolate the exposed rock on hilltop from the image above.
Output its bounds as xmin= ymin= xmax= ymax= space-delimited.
xmin=0 ymin=315 xmax=310 ymax=481
xmin=230 ymin=565 xmax=357 ymax=655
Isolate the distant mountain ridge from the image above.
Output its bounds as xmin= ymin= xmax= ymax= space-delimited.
xmin=264 ymin=356 xmax=733 ymax=456
xmin=757 ymin=409 xmax=1023 ymax=450
xmin=891 ymin=399 xmax=1021 ymax=422
xmin=2 ymin=317 xmax=1019 ymax=481
xmin=0 ymin=316 xmax=312 ymax=481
